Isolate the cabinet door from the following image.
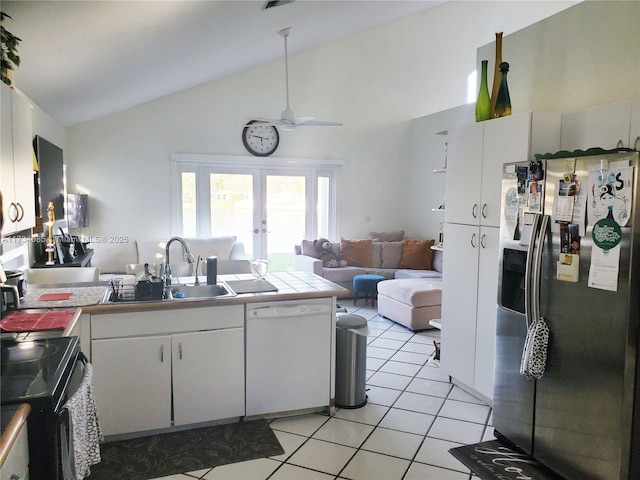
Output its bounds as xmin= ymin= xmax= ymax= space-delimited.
xmin=445 ymin=123 xmax=483 ymax=226
xmin=441 ymin=223 xmax=480 ymax=387
xmin=246 ymin=311 xmax=331 ymax=416
xmin=1 ymin=85 xmax=16 ymax=234
xmin=473 ymin=226 xmax=500 ymax=400
xmin=172 ymin=328 xmax=245 ymax=425
xmin=560 ymin=101 xmax=631 ymax=151
xmin=92 ymin=335 xmax=172 ymax=436
xmin=11 ymin=91 xmax=35 ymax=232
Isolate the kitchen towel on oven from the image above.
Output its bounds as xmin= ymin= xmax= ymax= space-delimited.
xmin=61 ymin=361 xmax=104 ymax=480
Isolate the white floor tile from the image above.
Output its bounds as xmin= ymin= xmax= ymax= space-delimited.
xmin=367 ymin=370 xmax=413 ymax=390
xmin=416 ymin=364 xmax=451 ymax=382
xmin=340 ymin=449 xmax=411 ymax=480
xmin=269 ymin=463 xmax=335 ymax=479
xmin=312 ymin=417 xmax=375 ymax=448
xmin=414 ymin=437 xmax=469 ymax=472
xmin=361 ymin=427 xmax=423 ymax=460
xmin=439 ymin=398 xmax=491 ymax=424
xmin=404 ymin=462 xmax=470 ymax=480
xmin=379 ymin=360 xmax=421 ymax=377
xmin=202 ymin=458 xmax=281 ymax=479
xmin=287 ymin=438 xmax=356 ymax=476
xmin=366 ymin=356 xmax=386 ymax=371
xmin=409 ymin=332 xmax=440 ymax=344
xmin=365 ymin=385 xmax=402 ymax=407
xmin=270 ymin=414 xmax=329 ymax=437
xmin=369 ymin=337 xmax=407 ymax=351
xmin=334 ymin=403 xmax=389 ymax=426
xmin=391 ymin=350 xmax=430 ymax=365
xmin=428 ymin=416 xmax=486 ymax=444
xmin=270 ymin=430 xmax=307 ymax=461
xmin=378 ymin=330 xmax=413 ymax=342
xmin=366 ymin=345 xmax=396 ymax=360
xmin=406 ymin=377 xmax=453 ymax=397
xmin=378 ymin=407 xmax=435 ymax=436
xmin=400 ymin=341 xmax=435 ymax=355
xmin=448 ymin=385 xmax=486 ymax=405
xmin=393 ymin=391 xmax=446 ymax=415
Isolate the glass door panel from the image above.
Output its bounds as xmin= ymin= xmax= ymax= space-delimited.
xmin=264 ymin=174 xmax=306 ymax=272
xmin=209 ymin=173 xmax=254 ymax=257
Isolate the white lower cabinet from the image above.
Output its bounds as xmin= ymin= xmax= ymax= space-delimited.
xmin=441 ymin=223 xmax=499 ymax=400
xmin=0 ymin=416 xmax=29 ymax=480
xmin=90 ymin=305 xmax=244 ymax=437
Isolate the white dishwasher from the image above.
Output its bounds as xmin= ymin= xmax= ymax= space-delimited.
xmin=246 ymin=298 xmax=333 ymax=416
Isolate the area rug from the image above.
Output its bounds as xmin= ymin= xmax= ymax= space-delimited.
xmin=87 ymin=419 xmax=284 ymax=480
xmin=449 ymin=440 xmax=565 ymax=480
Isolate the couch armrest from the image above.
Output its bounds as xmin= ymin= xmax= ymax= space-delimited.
xmin=294 ymin=254 xmax=323 ymax=276
xmin=230 ymin=241 xmax=248 ymax=260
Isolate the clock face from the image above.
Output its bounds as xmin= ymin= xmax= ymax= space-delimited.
xmin=242 ymin=120 xmax=279 ymax=157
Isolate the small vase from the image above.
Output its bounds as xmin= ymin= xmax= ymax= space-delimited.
xmin=475 ymin=60 xmax=491 ymax=122
xmin=493 ymin=62 xmax=512 ymax=118
xmin=490 ymin=31 xmax=503 ymax=117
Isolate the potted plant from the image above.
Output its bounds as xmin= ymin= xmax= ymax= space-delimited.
xmin=1 ymin=12 xmax=21 ymax=87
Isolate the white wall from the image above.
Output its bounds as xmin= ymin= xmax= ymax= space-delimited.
xmin=65 ymin=1 xmax=575 ymax=241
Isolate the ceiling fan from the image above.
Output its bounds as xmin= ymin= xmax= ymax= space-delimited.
xmin=254 ymin=27 xmax=343 ymax=131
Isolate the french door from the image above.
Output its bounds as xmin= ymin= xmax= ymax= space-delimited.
xmin=173 ymin=156 xmax=338 ymax=271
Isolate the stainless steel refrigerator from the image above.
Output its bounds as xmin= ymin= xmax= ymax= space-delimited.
xmin=493 ymin=149 xmax=640 ymax=480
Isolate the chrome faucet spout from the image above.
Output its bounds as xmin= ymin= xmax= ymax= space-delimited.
xmin=164 ymin=237 xmax=195 ymax=288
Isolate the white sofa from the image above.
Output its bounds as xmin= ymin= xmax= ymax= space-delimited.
xmin=90 ymin=236 xmax=250 ymax=280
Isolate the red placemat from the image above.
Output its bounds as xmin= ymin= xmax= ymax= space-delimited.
xmin=0 ymin=310 xmax=75 ymax=332
xmin=37 ymin=292 xmax=74 ymax=301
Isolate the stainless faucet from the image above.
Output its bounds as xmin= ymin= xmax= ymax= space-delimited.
xmin=164 ymin=237 xmax=195 ymax=289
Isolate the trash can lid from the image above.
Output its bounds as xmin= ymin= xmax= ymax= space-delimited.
xmin=336 ymin=314 xmax=368 ymax=329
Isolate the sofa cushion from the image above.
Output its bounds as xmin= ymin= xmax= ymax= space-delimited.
xmin=322 ymin=266 xmax=367 ymax=283
xmin=340 ymin=238 xmax=372 ymax=267
xmin=395 ymin=269 xmax=442 ymax=279
xmin=369 ymin=230 xmax=404 ymax=242
xmin=371 ymin=242 xmax=382 ymax=269
xmin=301 ymin=239 xmax=320 ymax=258
xmin=400 ymin=239 xmax=434 ymax=270
xmin=378 ymin=278 xmax=442 ymax=307
xmin=381 ymin=241 xmax=403 ymax=269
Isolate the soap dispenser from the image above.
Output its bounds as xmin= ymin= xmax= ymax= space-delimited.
xmin=206 ymin=256 xmax=218 ymax=285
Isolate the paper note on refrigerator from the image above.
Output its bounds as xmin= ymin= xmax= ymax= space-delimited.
xmin=587 ymin=163 xmax=633 ymax=226
xmin=588 ymin=244 xmax=620 ymax=291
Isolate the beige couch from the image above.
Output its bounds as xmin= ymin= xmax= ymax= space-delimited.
xmin=294 ymin=235 xmax=442 ymax=295
xmin=90 ymin=236 xmax=250 ymax=280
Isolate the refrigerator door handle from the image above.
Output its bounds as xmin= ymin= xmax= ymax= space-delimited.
xmin=524 ymin=213 xmax=541 ymax=329
xmin=532 ymin=214 xmax=550 ymax=322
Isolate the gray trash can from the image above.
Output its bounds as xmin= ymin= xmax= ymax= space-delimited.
xmin=335 ymin=314 xmax=368 ymax=408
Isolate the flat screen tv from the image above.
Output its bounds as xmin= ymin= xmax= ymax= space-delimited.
xmin=33 ymin=135 xmax=65 ymax=223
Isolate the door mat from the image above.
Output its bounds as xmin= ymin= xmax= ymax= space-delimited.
xmin=449 ymin=440 xmax=565 ymax=480
xmin=226 ymin=279 xmax=278 ymax=294
xmin=87 ymin=419 xmax=284 ymax=480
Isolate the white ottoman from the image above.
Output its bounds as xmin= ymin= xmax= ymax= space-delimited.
xmin=377 ymin=278 xmax=442 ymax=331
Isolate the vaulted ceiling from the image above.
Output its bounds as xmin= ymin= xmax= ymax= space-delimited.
xmin=2 ymin=0 xmax=445 ymax=126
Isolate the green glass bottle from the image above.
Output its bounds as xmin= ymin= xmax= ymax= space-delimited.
xmin=493 ymin=62 xmax=512 ymax=118
xmin=475 ymin=60 xmax=491 ymax=122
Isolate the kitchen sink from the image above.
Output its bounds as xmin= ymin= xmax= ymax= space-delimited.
xmin=169 ymin=282 xmax=236 ymax=300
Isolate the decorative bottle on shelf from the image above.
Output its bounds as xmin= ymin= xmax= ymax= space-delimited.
xmin=490 ymin=31 xmax=503 ymax=117
xmin=492 ymin=62 xmax=512 ymax=118
xmin=475 ymin=60 xmax=491 ymax=122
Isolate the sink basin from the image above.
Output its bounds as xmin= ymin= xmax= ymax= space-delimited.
xmin=170 ymin=282 xmax=235 ymax=300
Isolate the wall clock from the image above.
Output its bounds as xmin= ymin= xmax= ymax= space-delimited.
xmin=242 ymin=120 xmax=279 ymax=157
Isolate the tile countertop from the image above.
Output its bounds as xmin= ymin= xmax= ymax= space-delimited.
xmin=80 ymin=271 xmax=350 ymax=314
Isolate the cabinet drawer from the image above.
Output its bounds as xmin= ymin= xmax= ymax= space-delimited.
xmin=91 ymin=304 xmax=243 ymax=338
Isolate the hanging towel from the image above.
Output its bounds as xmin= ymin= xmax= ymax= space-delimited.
xmin=61 ymin=361 xmax=104 ymax=480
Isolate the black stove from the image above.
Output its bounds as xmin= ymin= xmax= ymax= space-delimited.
xmin=1 ymin=336 xmax=82 ymax=480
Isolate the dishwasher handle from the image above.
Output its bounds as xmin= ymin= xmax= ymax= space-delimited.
xmin=247 ymin=303 xmax=332 ymax=318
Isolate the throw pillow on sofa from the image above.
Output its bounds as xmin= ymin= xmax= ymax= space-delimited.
xmin=400 ymin=239 xmax=435 ymax=269
xmin=381 ymin=241 xmax=403 ymax=269
xmin=340 ymin=238 xmax=372 ymax=267
xmin=369 ymin=230 xmax=405 ymax=242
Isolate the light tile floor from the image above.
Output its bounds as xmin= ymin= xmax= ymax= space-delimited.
xmin=149 ymin=303 xmax=494 ymax=480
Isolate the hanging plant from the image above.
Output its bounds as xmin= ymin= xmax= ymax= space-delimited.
xmin=1 ymin=12 xmax=21 ymax=87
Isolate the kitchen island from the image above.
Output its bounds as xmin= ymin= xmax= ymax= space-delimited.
xmin=75 ymin=271 xmax=349 ymax=439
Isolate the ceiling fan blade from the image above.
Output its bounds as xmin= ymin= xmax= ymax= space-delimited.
xmin=294 ymin=118 xmax=343 ymax=127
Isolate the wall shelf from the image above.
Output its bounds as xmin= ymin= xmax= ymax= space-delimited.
xmin=432 ymin=208 xmax=445 ymax=212
xmin=431 ymin=243 xmax=444 ymax=251
xmin=433 ymin=168 xmax=446 ymax=173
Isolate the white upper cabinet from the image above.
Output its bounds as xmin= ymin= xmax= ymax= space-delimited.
xmin=560 ymin=100 xmax=633 ymax=151
xmin=1 ymin=85 xmax=35 ymax=235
